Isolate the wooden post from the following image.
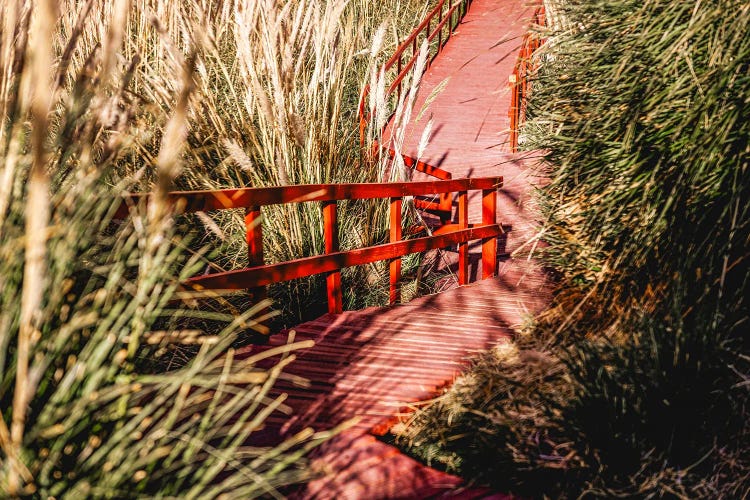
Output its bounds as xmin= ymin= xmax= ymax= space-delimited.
xmin=439 ymin=192 xmax=453 ymax=223
xmin=458 ymin=190 xmax=468 ymax=285
xmin=389 ymin=197 xmax=402 ymax=304
xmin=359 ymin=91 xmax=368 ymax=149
xmin=323 ymin=201 xmax=342 ymax=314
xmin=397 ymin=55 xmax=402 ymax=100
xmin=481 ymin=188 xmax=498 ymax=279
xmin=245 ymin=206 xmax=266 ymax=303
xmin=438 ymin=7 xmax=443 ymax=49
xmin=521 ymin=43 xmax=529 ymax=122
xmin=509 ymin=73 xmax=518 ymax=152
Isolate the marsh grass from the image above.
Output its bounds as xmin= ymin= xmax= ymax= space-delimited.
xmin=100 ymin=0 xmax=441 ymax=327
xmin=397 ymin=0 xmax=749 ymax=496
xmin=2 ymin=0 xmax=452 ymax=495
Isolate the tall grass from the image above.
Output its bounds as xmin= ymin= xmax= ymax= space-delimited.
xmin=65 ymin=0 xmax=439 ymax=325
xmin=2 ymin=0 xmax=444 ymax=495
xmin=397 ymin=0 xmax=749 ymax=496
xmin=0 ymin=0 xmax=406 ymax=495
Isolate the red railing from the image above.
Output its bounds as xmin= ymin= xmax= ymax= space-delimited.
xmin=118 ymin=177 xmax=503 ymax=314
xmin=388 ymin=150 xmax=453 ymax=222
xmin=359 ymin=0 xmax=472 ymax=147
xmin=509 ymin=5 xmax=546 ymax=152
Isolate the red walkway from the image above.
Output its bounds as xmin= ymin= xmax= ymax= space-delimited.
xmin=243 ymin=0 xmax=548 ymax=497
xmin=386 ymin=0 xmax=535 ymax=168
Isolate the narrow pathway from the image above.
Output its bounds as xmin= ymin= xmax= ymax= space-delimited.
xmin=384 ymin=0 xmax=545 ymax=282
xmin=243 ymin=0 xmax=548 ymax=497
xmin=386 ymin=0 xmax=535 ymax=168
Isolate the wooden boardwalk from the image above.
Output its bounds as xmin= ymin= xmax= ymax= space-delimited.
xmin=241 ymin=0 xmax=549 ymax=497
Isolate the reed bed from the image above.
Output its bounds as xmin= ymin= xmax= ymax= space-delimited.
xmin=1 ymin=0 xmax=434 ymax=496
xmin=99 ymin=0 xmax=437 ymax=325
xmin=397 ymin=0 xmax=749 ymax=497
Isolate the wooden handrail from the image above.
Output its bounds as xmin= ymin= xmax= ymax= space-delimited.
xmin=187 ymin=225 xmax=501 ymax=290
xmin=509 ymin=5 xmax=546 ymax=152
xmin=119 ymin=176 xmax=502 ymax=315
xmin=359 ymin=0 xmax=472 ymax=147
xmin=398 ymin=151 xmax=451 ymax=181
xmin=115 ymin=177 xmax=500 ymax=218
xmin=386 ymin=150 xmax=453 ymax=222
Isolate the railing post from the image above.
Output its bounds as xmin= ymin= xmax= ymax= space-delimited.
xmin=458 ymin=190 xmax=468 ymax=285
xmin=438 ymin=191 xmax=452 ymax=223
xmin=389 ymin=197 xmax=402 ymax=304
xmin=509 ymin=73 xmax=518 ymax=152
xmin=323 ymin=201 xmax=343 ymax=314
xmin=438 ymin=6 xmax=443 ymax=49
xmin=245 ymin=206 xmax=267 ymax=303
xmin=481 ymin=188 xmax=498 ymax=279
xmin=397 ymin=55 xmax=402 ymax=100
xmin=525 ymin=49 xmax=530 ymax=120
xmin=359 ymin=86 xmax=368 ymax=149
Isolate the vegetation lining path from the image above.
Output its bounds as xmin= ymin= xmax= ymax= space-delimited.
xmin=246 ymin=0 xmax=547 ymax=496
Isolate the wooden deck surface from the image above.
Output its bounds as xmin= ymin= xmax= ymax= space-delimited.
xmin=242 ymin=0 xmax=548 ymax=497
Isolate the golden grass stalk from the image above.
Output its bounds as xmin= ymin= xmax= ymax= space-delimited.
xmin=9 ymin=1 xmax=58 ymax=495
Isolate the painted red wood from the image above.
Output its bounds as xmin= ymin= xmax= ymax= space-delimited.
xmin=121 ymin=175 xmax=502 ymax=314
xmin=383 ymin=0 xmax=464 ymax=72
xmin=509 ymin=73 xmax=519 ymax=151
xmin=389 ymin=150 xmax=454 ymax=221
xmin=509 ymin=5 xmax=546 ymax=152
xmin=116 ymin=177 xmax=501 ymax=217
xmin=398 ymin=151 xmax=452 ymax=180
xmin=243 ymin=268 xmax=550 ymax=497
xmin=186 ymin=224 xmax=501 ymax=290
xmin=387 ymin=3 xmax=462 ymax=96
xmin=245 ymin=206 xmax=266 ymax=302
xmin=482 ymin=188 xmax=498 ymax=278
xmin=323 ymin=201 xmax=342 ymax=314
xmin=389 ymin=197 xmax=403 ymax=305
xmin=458 ymin=190 xmax=468 ymax=285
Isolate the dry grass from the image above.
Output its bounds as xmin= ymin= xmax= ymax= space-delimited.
xmin=0 ymin=0 xmax=438 ymax=496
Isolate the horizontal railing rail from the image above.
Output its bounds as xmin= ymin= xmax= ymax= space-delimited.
xmin=115 ymin=178 xmax=496 ymax=217
xmin=117 ymin=176 xmax=503 ymax=315
xmin=509 ymin=5 xmax=546 ymax=152
xmin=359 ymin=0 xmax=472 ymax=147
xmin=388 ymin=150 xmax=453 ymax=222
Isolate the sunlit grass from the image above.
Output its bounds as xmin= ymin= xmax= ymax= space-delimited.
xmin=0 ymin=0 xmax=437 ymax=496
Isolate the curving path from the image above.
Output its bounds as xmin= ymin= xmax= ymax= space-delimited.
xmin=242 ymin=0 xmax=549 ymax=497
